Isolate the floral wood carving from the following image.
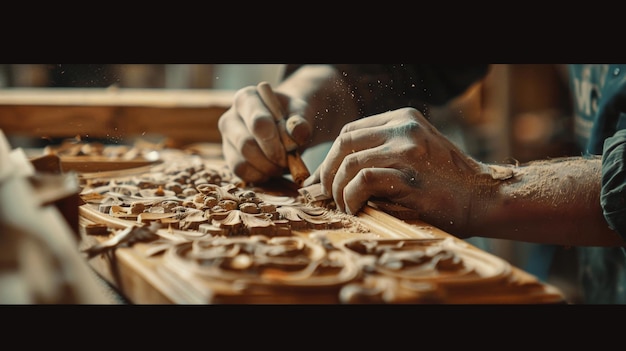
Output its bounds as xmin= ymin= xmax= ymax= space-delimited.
xmin=77 ymin=147 xmax=562 ymax=304
xmin=80 ymin=157 xmax=368 ymax=247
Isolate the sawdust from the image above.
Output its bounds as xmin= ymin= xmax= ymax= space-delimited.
xmin=509 ymin=156 xmax=601 ymax=207
xmin=329 ymin=209 xmax=370 ymax=233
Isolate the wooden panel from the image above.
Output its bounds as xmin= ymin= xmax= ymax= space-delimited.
xmin=75 ymin=145 xmax=566 ymax=304
xmin=0 ymin=88 xmax=234 ymax=146
xmin=79 ymin=203 xmax=566 ymax=304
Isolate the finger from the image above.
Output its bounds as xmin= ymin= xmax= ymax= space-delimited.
xmin=223 ymin=142 xmax=269 ymax=183
xmin=331 ymin=144 xmax=399 ymax=212
xmin=319 ymin=127 xmax=390 ymax=208
xmin=343 ymin=167 xmax=415 ymax=215
xmin=222 ymin=137 xmax=268 ymax=183
xmin=219 ymin=113 xmax=284 ymax=184
xmin=235 ymin=87 xmax=287 ymax=168
xmin=221 ymin=105 xmax=284 ymax=175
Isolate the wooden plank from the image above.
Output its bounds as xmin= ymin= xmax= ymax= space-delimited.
xmin=80 ymin=203 xmax=565 ymax=304
xmin=0 ymin=88 xmax=234 ymax=106
xmin=75 ymin=146 xmax=566 ymax=304
xmin=0 ymin=88 xmax=234 ymax=146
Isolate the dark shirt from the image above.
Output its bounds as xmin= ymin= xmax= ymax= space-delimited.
xmin=568 ymin=64 xmax=626 ymax=304
xmin=283 ymin=64 xmax=490 ymax=115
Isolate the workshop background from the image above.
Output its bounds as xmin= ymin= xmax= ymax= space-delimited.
xmin=0 ymin=64 xmax=579 ymax=303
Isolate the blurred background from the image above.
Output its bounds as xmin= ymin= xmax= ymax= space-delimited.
xmin=0 ymin=63 xmax=575 ymax=163
xmin=0 ymin=64 xmax=285 ymax=90
xmin=0 ymin=63 xmax=580 ymax=302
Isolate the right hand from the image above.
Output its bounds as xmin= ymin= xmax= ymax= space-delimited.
xmin=218 ymin=85 xmax=312 ymax=184
xmin=304 ymin=107 xmax=490 ymax=234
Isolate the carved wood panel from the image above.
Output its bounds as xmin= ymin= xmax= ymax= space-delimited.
xmin=68 ymin=143 xmax=565 ymax=304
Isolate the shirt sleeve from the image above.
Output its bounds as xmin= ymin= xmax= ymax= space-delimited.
xmin=601 ymin=127 xmax=626 ymax=241
xmin=283 ymin=64 xmax=490 ymax=116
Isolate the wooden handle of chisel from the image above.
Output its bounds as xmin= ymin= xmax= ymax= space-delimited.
xmin=256 ymin=81 xmax=310 ymax=187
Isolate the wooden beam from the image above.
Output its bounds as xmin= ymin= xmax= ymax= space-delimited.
xmin=0 ymin=88 xmax=234 ymax=146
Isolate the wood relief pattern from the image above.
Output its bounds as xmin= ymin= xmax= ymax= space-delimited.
xmin=76 ymin=148 xmax=564 ymax=304
xmin=80 ymin=159 xmax=366 ymax=241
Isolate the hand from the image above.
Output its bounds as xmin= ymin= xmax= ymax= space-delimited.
xmin=306 ymin=107 xmax=489 ymax=231
xmin=218 ymin=85 xmax=312 ymax=184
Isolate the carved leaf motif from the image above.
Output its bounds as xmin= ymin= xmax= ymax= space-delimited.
xmin=197 ymin=183 xmax=238 ymax=201
xmin=212 ymin=210 xmax=242 ymax=227
xmin=181 ymin=209 xmax=207 ymax=223
xmin=254 ymin=193 xmax=298 ymax=206
xmin=239 ymin=212 xmax=273 ymax=229
xmin=276 ymin=205 xmax=332 ymax=224
xmin=178 ymin=208 xmax=208 ymax=230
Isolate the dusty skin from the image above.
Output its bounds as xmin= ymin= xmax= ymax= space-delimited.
xmin=308 ymin=109 xmax=623 ymax=247
xmin=218 ymin=64 xmax=624 ymax=248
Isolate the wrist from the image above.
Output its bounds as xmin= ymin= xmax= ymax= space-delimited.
xmin=462 ymin=163 xmax=517 ymax=238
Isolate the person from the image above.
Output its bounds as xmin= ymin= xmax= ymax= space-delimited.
xmin=217 ymin=64 xmax=626 ymax=304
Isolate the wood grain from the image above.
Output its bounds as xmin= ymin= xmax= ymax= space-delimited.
xmin=76 ymin=146 xmax=566 ymax=304
xmin=0 ymin=88 xmax=233 ymax=147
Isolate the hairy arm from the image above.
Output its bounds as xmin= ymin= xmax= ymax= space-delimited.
xmin=309 ymin=107 xmax=624 ymax=247
xmin=467 ymin=156 xmax=625 ymax=247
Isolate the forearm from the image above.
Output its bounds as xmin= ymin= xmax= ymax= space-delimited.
xmin=276 ymin=65 xmax=361 ymax=148
xmin=466 ymin=156 xmax=625 ymax=247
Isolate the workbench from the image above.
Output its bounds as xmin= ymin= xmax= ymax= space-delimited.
xmin=0 ymin=88 xmax=567 ymax=304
